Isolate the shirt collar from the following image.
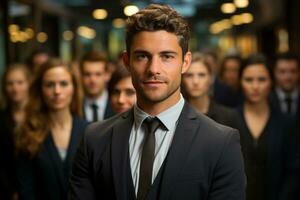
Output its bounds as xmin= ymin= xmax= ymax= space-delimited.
xmin=85 ymin=89 xmax=108 ymax=107
xmin=133 ymin=94 xmax=185 ymax=131
xmin=276 ymin=86 xmax=299 ymax=100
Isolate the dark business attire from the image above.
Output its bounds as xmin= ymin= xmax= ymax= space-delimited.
xmin=213 ymin=77 xmax=244 ymax=108
xmin=269 ymin=88 xmax=300 ymax=118
xmin=0 ymin=109 xmax=17 ymax=200
xmin=236 ymin=106 xmax=299 ymax=200
xmin=70 ymin=103 xmax=245 ymax=200
xmin=206 ymin=100 xmax=240 ymax=129
xmin=17 ymin=116 xmax=87 ymax=200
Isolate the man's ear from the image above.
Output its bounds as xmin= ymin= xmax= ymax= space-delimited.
xmin=181 ymin=51 xmax=192 ymax=74
xmin=122 ymin=51 xmax=130 ymax=71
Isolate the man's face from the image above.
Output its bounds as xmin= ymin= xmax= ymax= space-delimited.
xmin=274 ymin=59 xmax=299 ymax=93
xmin=222 ymin=59 xmax=241 ymax=89
xmin=82 ymin=61 xmax=108 ymax=99
xmin=123 ymin=31 xmax=191 ymax=111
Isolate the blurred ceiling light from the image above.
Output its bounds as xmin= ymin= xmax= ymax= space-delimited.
xmin=25 ymin=28 xmax=34 ymax=39
xmin=8 ymin=24 xmax=19 ymax=33
xmin=63 ymin=30 xmax=74 ymax=41
xmin=93 ymin=9 xmax=108 ymax=20
xmin=240 ymin=13 xmax=253 ymax=23
xmin=124 ymin=5 xmax=139 ymax=16
xmin=221 ymin=3 xmax=236 ymax=14
xmin=77 ymin=26 xmax=96 ymax=39
xmin=220 ymin=19 xmax=233 ymax=29
xmin=231 ymin=15 xmax=244 ymax=25
xmin=19 ymin=31 xmax=28 ymax=42
xmin=234 ymin=0 xmax=249 ymax=8
xmin=37 ymin=32 xmax=48 ymax=43
xmin=113 ymin=18 xmax=125 ymax=28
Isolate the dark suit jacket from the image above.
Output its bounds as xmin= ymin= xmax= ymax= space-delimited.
xmin=70 ymin=103 xmax=246 ymax=200
xmin=269 ymin=88 xmax=300 ymax=118
xmin=17 ymin=116 xmax=87 ymax=200
xmin=206 ymin=100 xmax=240 ymax=130
xmin=0 ymin=109 xmax=17 ymax=199
xmin=236 ymin=107 xmax=300 ymax=200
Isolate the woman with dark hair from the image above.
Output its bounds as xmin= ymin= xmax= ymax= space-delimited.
xmin=237 ymin=53 xmax=298 ymax=200
xmin=0 ymin=63 xmax=30 ymax=199
xmin=15 ymin=58 xmax=87 ymax=200
xmin=181 ymin=52 xmax=239 ymax=129
xmin=108 ymin=66 xmax=136 ymax=114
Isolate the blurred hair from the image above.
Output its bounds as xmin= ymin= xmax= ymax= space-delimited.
xmin=219 ymin=54 xmax=242 ymax=78
xmin=275 ymin=52 xmax=299 ymax=68
xmin=108 ymin=66 xmax=131 ymax=96
xmin=79 ymin=51 xmax=108 ymax=72
xmin=15 ymin=58 xmax=83 ymax=157
xmin=240 ymin=53 xmax=273 ymax=80
xmin=190 ymin=52 xmax=213 ymax=74
xmin=125 ymin=4 xmax=190 ymax=56
xmin=0 ymin=63 xmax=30 ymax=109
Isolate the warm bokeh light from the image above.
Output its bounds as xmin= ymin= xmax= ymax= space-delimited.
xmin=124 ymin=5 xmax=139 ymax=16
xmin=112 ymin=18 xmax=125 ymax=28
xmin=63 ymin=30 xmax=74 ymax=41
xmin=221 ymin=3 xmax=236 ymax=14
xmin=234 ymin=0 xmax=249 ymax=8
xmin=93 ymin=9 xmax=108 ymax=20
xmin=36 ymin=32 xmax=48 ymax=43
xmin=240 ymin=13 xmax=253 ymax=23
xmin=8 ymin=24 xmax=19 ymax=33
xmin=77 ymin=26 xmax=96 ymax=39
xmin=25 ymin=28 xmax=34 ymax=39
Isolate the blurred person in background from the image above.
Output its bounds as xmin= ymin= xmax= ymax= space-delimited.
xmin=26 ymin=48 xmax=51 ymax=73
xmin=0 ymin=63 xmax=29 ymax=200
xmin=181 ymin=53 xmax=239 ymax=129
xmin=201 ymin=49 xmax=233 ymax=106
xmin=270 ymin=52 xmax=300 ymax=118
xmin=15 ymin=59 xmax=87 ymax=200
xmin=237 ymin=54 xmax=299 ymax=200
xmin=80 ymin=51 xmax=114 ymax=122
xmin=218 ymin=54 xmax=244 ymax=107
xmin=108 ymin=66 xmax=136 ymax=114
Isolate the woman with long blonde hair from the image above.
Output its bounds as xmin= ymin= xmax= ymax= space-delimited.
xmin=15 ymin=58 xmax=87 ymax=200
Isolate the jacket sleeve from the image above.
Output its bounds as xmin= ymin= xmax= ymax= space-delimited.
xmin=208 ymin=129 xmax=246 ymax=200
xmin=69 ymin=133 xmax=97 ymax=200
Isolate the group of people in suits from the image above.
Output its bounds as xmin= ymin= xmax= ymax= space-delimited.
xmin=0 ymin=2 xmax=299 ymax=200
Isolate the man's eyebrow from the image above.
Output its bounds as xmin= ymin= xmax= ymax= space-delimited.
xmin=160 ymin=51 xmax=178 ymax=55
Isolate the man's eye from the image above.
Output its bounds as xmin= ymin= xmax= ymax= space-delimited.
xmin=162 ymin=54 xmax=174 ymax=60
xmin=136 ymin=54 xmax=148 ymax=60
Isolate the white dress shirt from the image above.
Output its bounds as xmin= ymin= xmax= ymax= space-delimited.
xmin=84 ymin=90 xmax=109 ymax=122
xmin=129 ymin=95 xmax=185 ymax=194
xmin=275 ymin=87 xmax=299 ymax=114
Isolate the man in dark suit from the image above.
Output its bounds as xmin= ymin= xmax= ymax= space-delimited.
xmin=80 ymin=51 xmax=114 ymax=122
xmin=70 ymin=4 xmax=245 ymax=200
xmin=270 ymin=52 xmax=300 ymax=118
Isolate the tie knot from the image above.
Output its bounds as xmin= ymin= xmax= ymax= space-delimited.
xmin=90 ymin=103 xmax=98 ymax=109
xmin=143 ymin=117 xmax=161 ymax=134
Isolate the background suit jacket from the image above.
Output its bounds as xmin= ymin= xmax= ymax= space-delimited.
xmin=17 ymin=116 xmax=87 ymax=200
xmin=70 ymin=103 xmax=246 ymax=200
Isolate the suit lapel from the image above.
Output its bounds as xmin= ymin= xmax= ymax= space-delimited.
xmin=158 ymin=103 xmax=200 ymax=200
xmin=111 ymin=110 xmax=135 ymax=200
xmin=44 ymin=134 xmax=66 ymax=195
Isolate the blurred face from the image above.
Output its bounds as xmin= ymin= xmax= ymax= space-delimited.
xmin=82 ymin=61 xmax=108 ymax=99
xmin=5 ymin=69 xmax=29 ymax=105
xmin=274 ymin=59 xmax=299 ymax=93
xmin=123 ymin=31 xmax=191 ymax=110
xmin=42 ymin=67 xmax=74 ymax=111
xmin=222 ymin=59 xmax=241 ymax=89
xmin=241 ymin=64 xmax=271 ymax=104
xmin=110 ymin=76 xmax=136 ymax=113
xmin=182 ymin=61 xmax=212 ymax=99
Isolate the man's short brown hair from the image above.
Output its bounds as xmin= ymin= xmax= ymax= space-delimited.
xmin=80 ymin=51 xmax=108 ymax=72
xmin=125 ymin=4 xmax=190 ymax=56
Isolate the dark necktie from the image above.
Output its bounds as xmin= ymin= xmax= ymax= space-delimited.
xmin=285 ymin=95 xmax=292 ymax=114
xmin=90 ymin=103 xmax=98 ymax=122
xmin=137 ymin=117 xmax=160 ymax=200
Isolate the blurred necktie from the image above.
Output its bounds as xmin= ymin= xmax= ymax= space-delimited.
xmin=90 ymin=103 xmax=98 ymax=122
